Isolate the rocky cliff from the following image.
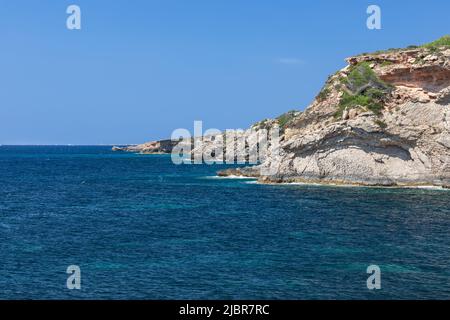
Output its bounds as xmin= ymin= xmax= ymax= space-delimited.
xmin=113 ymin=139 xmax=179 ymax=154
xmin=221 ymin=36 xmax=450 ymax=187
xmin=115 ymin=36 xmax=450 ymax=187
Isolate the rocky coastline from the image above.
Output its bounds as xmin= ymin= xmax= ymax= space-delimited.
xmin=114 ymin=36 xmax=450 ymax=188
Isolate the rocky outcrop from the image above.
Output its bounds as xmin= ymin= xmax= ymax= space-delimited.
xmin=219 ymin=37 xmax=450 ymax=187
xmin=116 ymin=36 xmax=450 ymax=188
xmin=113 ymin=139 xmax=179 ymax=154
xmin=217 ymin=167 xmax=261 ymax=178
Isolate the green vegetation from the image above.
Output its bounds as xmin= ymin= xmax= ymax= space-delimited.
xmin=357 ymin=36 xmax=449 ymax=57
xmin=375 ymin=119 xmax=388 ymax=129
xmin=335 ymin=92 xmax=383 ymax=118
xmin=252 ymin=110 xmax=302 ymax=131
xmin=365 ymin=87 xmax=387 ymax=100
xmin=316 ymin=86 xmax=330 ymax=102
xmin=344 ymin=62 xmax=391 ymax=93
xmin=380 ymin=60 xmax=393 ymax=67
xmin=368 ymin=48 xmax=403 ymax=56
xmin=414 ymin=56 xmax=425 ymax=65
xmin=276 ymin=110 xmax=299 ymax=129
xmin=252 ymin=118 xmax=270 ymax=130
xmin=332 ymin=36 xmax=449 ymax=120
xmin=335 ymin=62 xmax=391 ymax=119
xmin=422 ymin=35 xmax=450 ymax=49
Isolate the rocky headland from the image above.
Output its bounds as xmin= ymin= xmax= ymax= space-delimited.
xmin=114 ymin=36 xmax=450 ymax=187
xmin=113 ymin=139 xmax=179 ymax=154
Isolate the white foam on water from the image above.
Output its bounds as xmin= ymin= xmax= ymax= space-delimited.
xmin=407 ymin=185 xmax=449 ymax=191
xmin=203 ymin=175 xmax=450 ymax=191
xmin=253 ymin=180 xmax=450 ymax=191
xmin=207 ymin=175 xmax=255 ymax=180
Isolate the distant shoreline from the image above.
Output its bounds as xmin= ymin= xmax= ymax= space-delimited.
xmin=0 ymin=144 xmax=135 ymax=147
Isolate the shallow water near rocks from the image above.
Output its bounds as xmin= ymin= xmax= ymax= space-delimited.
xmin=0 ymin=146 xmax=449 ymax=299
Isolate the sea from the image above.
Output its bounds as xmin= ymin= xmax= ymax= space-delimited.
xmin=0 ymin=145 xmax=449 ymax=299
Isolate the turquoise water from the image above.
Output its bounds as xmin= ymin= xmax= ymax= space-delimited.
xmin=0 ymin=146 xmax=449 ymax=299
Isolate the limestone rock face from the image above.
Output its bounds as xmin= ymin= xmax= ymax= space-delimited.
xmin=114 ymin=139 xmax=179 ymax=154
xmin=115 ymin=38 xmax=450 ymax=187
xmin=222 ymin=43 xmax=450 ymax=187
xmin=257 ymin=101 xmax=450 ymax=186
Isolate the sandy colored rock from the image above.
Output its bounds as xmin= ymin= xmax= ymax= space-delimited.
xmin=221 ymin=44 xmax=450 ymax=187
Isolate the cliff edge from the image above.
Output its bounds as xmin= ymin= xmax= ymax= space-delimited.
xmin=221 ymin=36 xmax=450 ymax=187
xmin=114 ymin=36 xmax=450 ymax=187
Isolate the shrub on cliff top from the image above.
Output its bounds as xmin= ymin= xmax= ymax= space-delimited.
xmin=344 ymin=62 xmax=391 ymax=94
xmin=276 ymin=110 xmax=300 ymax=129
xmin=357 ymin=35 xmax=449 ymax=56
xmin=252 ymin=119 xmax=270 ymax=130
xmin=335 ymin=62 xmax=390 ymax=119
xmin=422 ymin=35 xmax=450 ymax=49
xmin=335 ymin=92 xmax=383 ymax=118
xmin=316 ymin=86 xmax=330 ymax=102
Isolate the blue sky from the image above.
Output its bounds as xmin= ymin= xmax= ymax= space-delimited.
xmin=0 ymin=0 xmax=448 ymax=144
